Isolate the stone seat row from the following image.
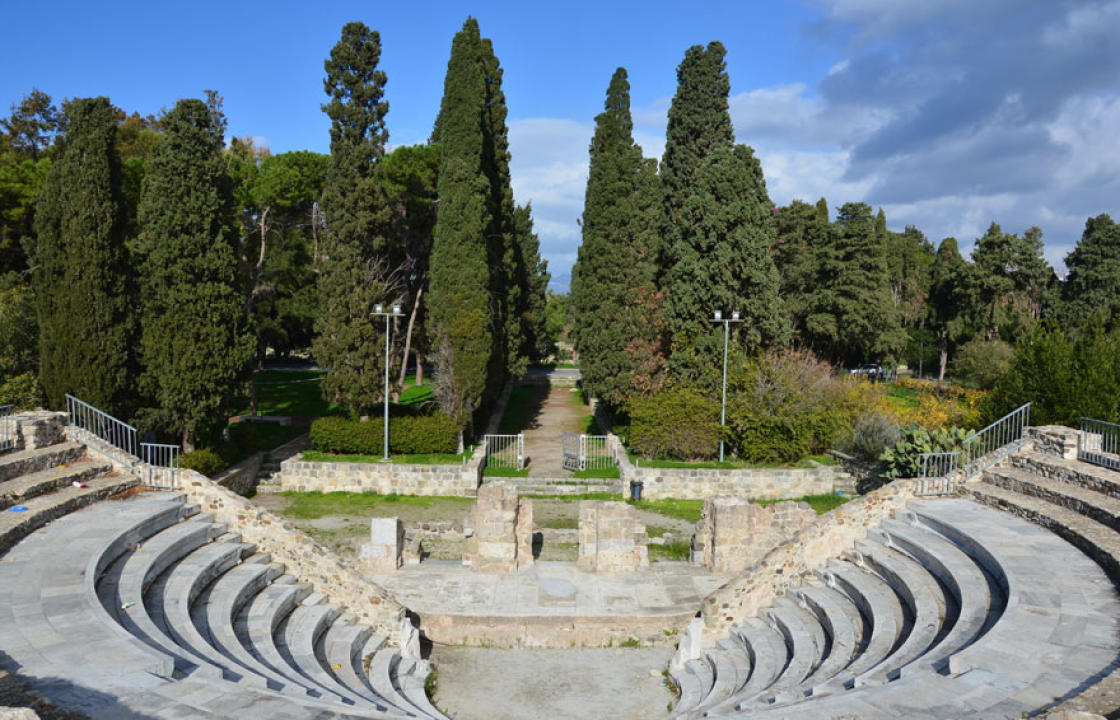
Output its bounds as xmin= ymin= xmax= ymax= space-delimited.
xmin=670 ymin=494 xmax=1120 ymax=719
xmin=0 ymin=464 xmax=446 ymax=720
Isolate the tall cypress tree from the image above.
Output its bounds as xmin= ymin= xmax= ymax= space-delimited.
xmin=313 ymin=22 xmax=395 ymax=415
xmin=665 ymin=145 xmax=788 ymax=384
xmin=572 ymin=68 xmax=665 ymax=409
xmin=660 ymin=42 xmax=734 ymax=274
xmin=136 ymin=99 xmax=253 ymax=449
xmin=1062 ymin=214 xmax=1120 ymax=329
xmin=774 ymin=198 xmax=830 ymax=339
xmin=928 ymin=237 xmax=971 ymax=380
xmin=32 ymin=97 xmax=135 ymax=413
xmin=429 ymin=17 xmax=493 ymax=431
xmin=514 ymin=203 xmax=551 ymax=363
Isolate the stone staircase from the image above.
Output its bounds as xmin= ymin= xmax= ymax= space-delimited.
xmin=670 ymin=491 xmax=1120 ymax=719
xmin=255 ymin=433 xmax=311 ymax=494
xmin=0 ymin=435 xmax=446 ymax=719
xmin=495 ymin=476 xmax=622 ymax=496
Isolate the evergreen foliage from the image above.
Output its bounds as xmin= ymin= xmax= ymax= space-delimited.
xmin=968 ymin=222 xmax=1055 ymax=341
xmin=31 ymin=97 xmax=135 ymax=412
xmin=571 ymin=68 xmax=665 ymax=409
xmin=927 ymin=237 xmax=972 ymax=379
xmin=1062 ymin=214 xmax=1120 ymax=329
xmin=665 ymin=144 xmax=788 ymax=385
xmin=885 ymin=223 xmax=935 ymax=328
xmin=514 ymin=203 xmax=551 ymax=362
xmin=313 ymin=21 xmax=396 ymax=415
xmin=136 ymin=98 xmax=253 ymax=449
xmin=774 ymin=198 xmax=829 ymax=338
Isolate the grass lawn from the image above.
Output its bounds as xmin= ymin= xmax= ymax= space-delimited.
xmin=572 ymin=466 xmax=620 ymax=479
xmin=274 ymin=491 xmax=473 ymax=520
xmin=757 ymin=492 xmax=851 ymax=515
xmin=497 ymin=384 xmax=549 ymax=434
xmin=482 ymin=466 xmax=530 ymax=478
xmin=649 ymin=540 xmax=691 ymax=562
xmin=239 ymin=369 xmax=433 ymax=417
xmin=633 ymin=498 xmax=705 ymax=523
xmin=301 ymin=449 xmax=471 ymax=465
xmin=523 ymin=492 xmax=623 ymax=501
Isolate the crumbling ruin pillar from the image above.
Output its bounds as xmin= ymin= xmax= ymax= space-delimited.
xmin=691 ymin=496 xmax=816 ymax=574
xmin=463 ymin=481 xmax=533 ymax=572
xmin=577 ymin=500 xmax=648 ymax=573
xmin=360 ymin=517 xmax=404 ymax=572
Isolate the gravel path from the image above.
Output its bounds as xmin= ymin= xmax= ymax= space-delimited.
xmin=523 ymin=387 xmax=590 ymax=476
xmin=431 ymin=647 xmax=675 ymax=720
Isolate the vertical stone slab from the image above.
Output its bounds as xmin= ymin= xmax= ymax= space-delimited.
xmin=360 ymin=517 xmax=404 ymax=572
xmin=464 ymin=481 xmax=531 ymax=572
xmin=515 ymin=497 xmax=534 ymax=569
xmin=14 ymin=410 xmax=67 ymax=450
xmin=577 ymin=500 xmax=648 ymax=573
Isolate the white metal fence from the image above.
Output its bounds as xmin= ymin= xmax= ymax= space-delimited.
xmin=1080 ymin=417 xmax=1120 ymax=472
xmin=483 ymin=434 xmax=524 ymax=470
xmin=915 ymin=402 xmax=1031 ymax=496
xmin=66 ymin=394 xmax=181 ymax=489
xmin=562 ymin=433 xmax=614 ymax=472
xmin=0 ymin=404 xmax=15 ymax=453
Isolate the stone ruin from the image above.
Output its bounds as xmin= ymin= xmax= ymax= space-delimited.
xmin=577 ymin=500 xmax=649 ymax=573
xmin=359 ymin=517 xmax=405 ymax=572
xmin=462 ymin=480 xmax=534 ymax=572
xmin=690 ymin=495 xmax=817 ymax=574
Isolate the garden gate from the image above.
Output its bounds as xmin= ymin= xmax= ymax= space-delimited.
xmin=483 ymin=434 xmax=524 ymax=471
xmin=562 ymin=432 xmax=613 ymax=472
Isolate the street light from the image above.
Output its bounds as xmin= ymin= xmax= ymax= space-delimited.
xmin=373 ymin=303 xmax=404 ymax=462
xmin=709 ymin=310 xmax=743 ymax=463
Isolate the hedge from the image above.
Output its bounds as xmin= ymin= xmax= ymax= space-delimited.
xmin=627 ymin=386 xmax=720 ymax=460
xmin=310 ymin=414 xmax=460 ymax=456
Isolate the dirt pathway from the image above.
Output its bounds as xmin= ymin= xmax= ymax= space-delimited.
xmin=522 ymin=386 xmax=589 ymax=477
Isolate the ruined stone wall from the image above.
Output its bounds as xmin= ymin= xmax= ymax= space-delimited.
xmin=577 ymin=501 xmax=648 ymax=573
xmin=277 ymin=445 xmax=484 ymax=497
xmin=10 ymin=411 xmax=67 ymax=451
xmin=462 ymin=481 xmax=533 ymax=572
xmin=691 ymin=497 xmax=817 ymax=574
xmin=1028 ymin=425 xmax=1080 ymax=460
xmin=700 ymin=477 xmax=916 ymax=643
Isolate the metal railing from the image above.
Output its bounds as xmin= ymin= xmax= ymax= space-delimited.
xmin=562 ymin=432 xmax=614 ymax=472
xmin=483 ymin=434 xmax=524 ymax=471
xmin=915 ymin=402 xmax=1031 ymax=496
xmin=0 ymin=404 xmax=15 ymax=453
xmin=1080 ymin=417 xmax=1120 ymax=472
xmin=66 ymin=394 xmax=180 ymax=489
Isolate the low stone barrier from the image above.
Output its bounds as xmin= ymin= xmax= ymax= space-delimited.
xmin=462 ymin=481 xmax=533 ymax=572
xmin=276 ymin=444 xmax=484 ymax=497
xmin=1028 ymin=425 xmax=1079 ymax=460
xmin=10 ymin=410 xmax=67 ymax=451
xmin=691 ymin=497 xmax=817 ymax=574
xmin=578 ymin=500 xmax=648 ymax=572
xmin=699 ymin=476 xmax=917 ymax=642
xmin=211 ymin=451 xmax=264 ymax=496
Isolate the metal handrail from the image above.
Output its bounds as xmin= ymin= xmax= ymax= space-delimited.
xmin=916 ymin=451 xmax=957 ymax=495
xmin=1080 ymin=417 xmax=1120 ymax=472
xmin=0 ymin=404 xmax=15 ymax=452
xmin=141 ymin=442 xmax=180 ymax=489
xmin=65 ymin=394 xmax=180 ymax=489
xmin=915 ymin=402 xmax=1031 ymax=496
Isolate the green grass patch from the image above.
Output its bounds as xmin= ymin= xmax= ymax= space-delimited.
xmin=497 ymin=384 xmax=548 ymax=434
xmin=399 ymin=383 xmax=434 ymax=406
xmin=569 ymin=388 xmax=589 ymax=407
xmin=572 ymin=466 xmax=620 ymax=479
xmin=647 ymin=525 xmax=672 ymax=539
xmin=523 ymin=492 xmax=623 ymax=501
xmin=239 ymin=369 xmax=434 ymax=416
xmin=541 ymin=516 xmax=579 ymax=529
xmin=482 ymin=465 xmax=530 ymax=478
xmin=633 ymin=498 xmax=705 ymax=523
xmin=649 ymin=541 xmax=691 ymax=562
xmin=301 ymin=450 xmax=470 ymax=465
xmin=756 ymin=492 xmax=851 ymax=515
xmin=628 ymin=452 xmax=838 ymax=470
xmin=275 ymin=491 xmax=473 ymax=519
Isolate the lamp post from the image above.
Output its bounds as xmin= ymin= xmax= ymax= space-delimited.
xmin=373 ymin=303 xmax=404 ymax=462
xmin=709 ymin=311 xmax=743 ymax=463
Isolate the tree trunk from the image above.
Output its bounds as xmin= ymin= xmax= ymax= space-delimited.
xmin=416 ymin=353 xmax=423 ymax=386
xmin=182 ymin=428 xmax=195 ymax=454
xmin=397 ymin=286 xmax=423 ymax=394
xmin=939 ymin=347 xmax=948 ymax=381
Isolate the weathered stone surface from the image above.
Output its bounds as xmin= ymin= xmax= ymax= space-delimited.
xmin=11 ymin=411 xmax=67 ymax=451
xmin=361 ymin=517 xmax=404 ymax=572
xmin=276 ymin=446 xmax=484 ymax=497
xmin=463 ymin=481 xmax=532 ymax=572
xmin=691 ymin=496 xmax=816 ymax=574
xmin=1029 ymin=425 xmax=1080 ymax=460
xmin=0 ymin=707 xmax=40 ymax=720
xmin=578 ymin=501 xmax=648 ymax=573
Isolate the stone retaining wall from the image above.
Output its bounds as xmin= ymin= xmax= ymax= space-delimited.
xmin=1028 ymin=425 xmax=1080 ymax=460
xmin=10 ymin=411 xmax=67 ymax=451
xmin=691 ymin=497 xmax=817 ymax=574
xmin=699 ymin=476 xmax=917 ymax=643
xmin=211 ymin=451 xmax=264 ymax=496
xmin=276 ymin=444 xmax=484 ymax=497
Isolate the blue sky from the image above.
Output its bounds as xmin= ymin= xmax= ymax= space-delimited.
xmin=7 ymin=0 xmax=1120 ymax=290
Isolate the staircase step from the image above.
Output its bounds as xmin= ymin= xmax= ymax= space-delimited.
xmin=985 ymin=465 xmax=1120 ymax=532
xmin=0 ymin=457 xmax=111 ymax=509
xmin=0 ymin=441 xmax=85 ymax=483
xmin=795 ymin=582 xmax=863 ymax=691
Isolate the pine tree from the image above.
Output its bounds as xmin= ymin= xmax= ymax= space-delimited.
xmin=31 ymin=97 xmax=135 ymax=413
xmin=136 ymin=99 xmax=254 ymax=450
xmin=774 ymin=198 xmax=829 ymax=339
xmin=969 ymin=222 xmax=1055 ymax=340
xmin=806 ymin=202 xmax=902 ymax=365
xmin=1063 ymin=214 xmax=1120 ymax=329
xmin=665 ymin=144 xmax=788 ymax=384
xmin=571 ymin=68 xmax=665 ymax=409
xmin=928 ymin=237 xmax=972 ymax=380
xmin=660 ymin=42 xmax=733 ymax=274
xmin=428 ymin=17 xmax=494 ymax=429
xmin=313 ymin=21 xmax=395 ymax=415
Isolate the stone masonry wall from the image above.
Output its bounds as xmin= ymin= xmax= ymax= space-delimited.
xmin=692 ymin=497 xmax=817 ymax=574
xmin=462 ymin=481 xmax=533 ymax=572
xmin=609 ymin=435 xmax=845 ymax=500
xmin=577 ymin=501 xmax=648 ymax=573
xmin=277 ymin=444 xmax=484 ymax=497
xmin=211 ymin=451 xmax=264 ymax=496
xmin=1029 ymin=425 xmax=1080 ymax=460
xmin=700 ymin=476 xmax=916 ymax=644
xmin=11 ymin=411 xmax=67 ymax=451
xmin=176 ymin=468 xmax=407 ymax=641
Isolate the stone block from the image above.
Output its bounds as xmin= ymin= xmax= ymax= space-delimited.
xmin=463 ymin=481 xmax=532 ymax=572
xmin=13 ymin=410 xmax=66 ymax=450
xmin=577 ymin=501 xmax=648 ymax=573
xmin=360 ymin=517 xmax=404 ymax=572
xmin=0 ymin=709 xmax=40 ymax=720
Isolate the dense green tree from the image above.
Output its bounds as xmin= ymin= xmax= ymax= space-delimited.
xmin=313 ymin=21 xmax=396 ymax=415
xmin=806 ymin=202 xmax=903 ymax=365
xmin=429 ymin=17 xmax=494 ymax=431
xmin=886 ymin=223 xmax=935 ymax=328
xmin=665 ymin=144 xmax=788 ymax=385
xmin=968 ymin=222 xmax=1055 ymax=340
xmin=571 ymin=68 xmax=665 ymax=408
xmin=773 ymin=198 xmax=829 ymax=338
xmin=0 ymin=275 xmax=40 ymax=407
xmin=31 ymin=97 xmax=135 ymax=413
xmin=927 ymin=237 xmax=972 ymax=379
xmin=1062 ymin=214 xmax=1120 ymax=329
xmin=660 ymin=42 xmax=733 ymax=274
xmin=514 ymin=202 xmax=550 ymax=363
xmin=2 ymin=89 xmax=58 ymax=161
xmin=136 ymin=99 xmax=254 ymax=449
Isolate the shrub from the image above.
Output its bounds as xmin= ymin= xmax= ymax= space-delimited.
xmin=628 ymin=386 xmax=720 ymax=460
xmin=0 ymin=371 xmax=41 ymax=409
xmin=310 ymin=413 xmax=460 ymax=456
xmin=850 ymin=414 xmax=901 ymax=463
xmin=951 ymin=338 xmax=1013 ymax=389
xmin=879 ymin=424 xmax=971 ymax=479
xmin=179 ymin=448 xmax=227 ymax=477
